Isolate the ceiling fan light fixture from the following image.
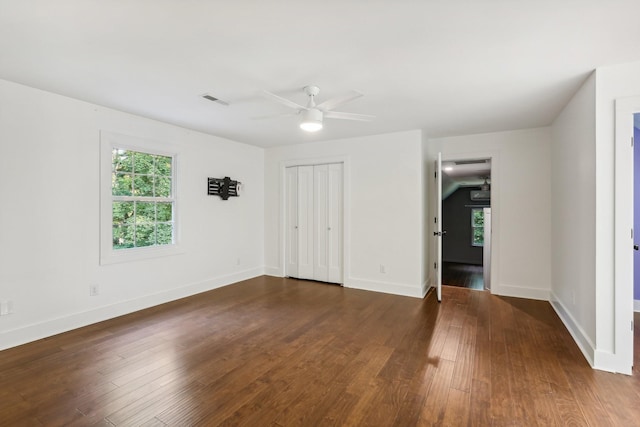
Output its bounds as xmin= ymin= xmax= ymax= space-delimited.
xmin=299 ymin=109 xmax=323 ymax=132
xmin=480 ymin=177 xmax=491 ymax=191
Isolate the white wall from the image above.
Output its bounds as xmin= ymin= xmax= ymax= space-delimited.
xmin=426 ymin=127 xmax=552 ymax=300
xmin=264 ymin=130 xmax=426 ymax=297
xmin=550 ymin=72 xmax=597 ymax=364
xmin=0 ymin=79 xmax=265 ymax=350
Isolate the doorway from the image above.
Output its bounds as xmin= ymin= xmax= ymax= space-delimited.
xmin=440 ymin=159 xmax=491 ymax=291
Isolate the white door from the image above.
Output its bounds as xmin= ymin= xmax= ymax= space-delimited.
xmin=327 ymin=163 xmax=343 ymax=283
xmin=297 ymin=165 xmax=315 ymax=280
xmin=314 ymin=164 xmax=330 ymax=282
xmin=285 ymin=167 xmax=299 ymax=278
xmin=483 ymin=207 xmax=492 ymax=290
xmin=614 ymin=99 xmax=637 ymax=374
xmin=434 ymin=152 xmax=443 ymax=302
xmin=286 ymin=163 xmax=343 ymax=284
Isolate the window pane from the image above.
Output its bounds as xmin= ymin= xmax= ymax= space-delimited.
xmin=109 ymin=146 xmax=175 ymax=252
xmin=112 ymin=173 xmax=132 ymax=196
xmin=112 ymin=202 xmax=134 ymax=224
xmin=112 ymin=149 xmax=133 ymax=173
xmin=157 ymin=202 xmax=172 ymax=222
xmin=133 ymin=175 xmax=154 ymax=196
xmin=136 ymin=202 xmax=156 ymax=223
xmin=113 ymin=224 xmax=135 ymax=249
xmin=155 ymin=155 xmax=172 ymax=176
xmin=136 ymin=224 xmax=155 ymax=247
xmin=134 ymin=152 xmax=154 ymax=174
xmin=155 ymin=177 xmax=172 ymax=197
xmin=472 ymin=209 xmax=484 ymax=227
xmin=473 ymin=227 xmax=484 ymax=245
xmin=157 ymin=223 xmax=173 ymax=245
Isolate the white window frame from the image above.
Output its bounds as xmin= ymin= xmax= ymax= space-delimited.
xmin=100 ymin=131 xmax=182 ymax=265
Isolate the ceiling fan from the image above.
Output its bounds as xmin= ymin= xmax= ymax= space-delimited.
xmin=259 ymin=85 xmax=374 ymax=132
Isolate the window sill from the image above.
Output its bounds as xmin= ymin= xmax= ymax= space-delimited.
xmin=100 ymin=244 xmax=184 ymax=265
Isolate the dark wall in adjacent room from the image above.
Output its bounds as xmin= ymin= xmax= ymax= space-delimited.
xmin=442 ymin=186 xmax=488 ymax=265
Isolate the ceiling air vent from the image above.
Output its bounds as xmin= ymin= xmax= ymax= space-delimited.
xmin=201 ymin=93 xmax=229 ymax=106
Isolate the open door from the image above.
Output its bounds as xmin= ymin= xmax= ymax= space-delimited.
xmin=614 ymin=98 xmax=638 ymax=374
xmin=434 ymin=152 xmax=443 ymax=302
xmin=483 ymin=207 xmax=492 ymax=290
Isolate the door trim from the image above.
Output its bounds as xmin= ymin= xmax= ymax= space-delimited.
xmin=437 ymin=151 xmax=499 ymax=296
xmin=613 ymin=97 xmax=638 ymax=375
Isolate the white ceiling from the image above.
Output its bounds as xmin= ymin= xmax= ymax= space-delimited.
xmin=1 ymin=1 xmax=639 ymax=147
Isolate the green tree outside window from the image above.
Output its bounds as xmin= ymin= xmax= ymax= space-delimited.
xmin=472 ymin=208 xmax=484 ymax=247
xmin=111 ymin=149 xmax=174 ymax=250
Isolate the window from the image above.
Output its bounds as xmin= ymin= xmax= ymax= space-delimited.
xmin=111 ymin=149 xmax=174 ymax=249
xmin=471 ymin=208 xmax=484 ymax=247
xmin=100 ymin=131 xmax=180 ymax=264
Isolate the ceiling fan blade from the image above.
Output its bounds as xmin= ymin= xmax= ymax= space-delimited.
xmin=324 ymin=111 xmax=375 ymax=122
xmin=261 ymin=90 xmax=307 ymax=111
xmin=251 ymin=112 xmax=299 ymax=120
xmin=315 ymin=91 xmax=363 ymax=111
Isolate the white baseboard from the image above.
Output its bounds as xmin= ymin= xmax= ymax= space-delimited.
xmin=421 ymin=279 xmax=431 ymax=298
xmin=549 ymin=292 xmax=595 ymax=368
xmin=0 ymin=267 xmax=264 ymax=352
xmin=635 ymin=299 xmax=640 ymax=312
xmin=497 ymin=284 xmax=550 ymax=301
xmin=593 ymin=350 xmax=622 ymax=374
xmin=345 ymin=277 xmax=424 ymax=298
xmin=264 ymin=266 xmax=282 ymax=277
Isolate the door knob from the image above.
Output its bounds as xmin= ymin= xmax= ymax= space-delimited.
xmin=635 ymin=244 xmax=639 ymax=251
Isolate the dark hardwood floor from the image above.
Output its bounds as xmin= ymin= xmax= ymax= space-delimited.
xmin=442 ymin=261 xmax=484 ymax=290
xmin=1 ymin=276 xmax=640 ymax=426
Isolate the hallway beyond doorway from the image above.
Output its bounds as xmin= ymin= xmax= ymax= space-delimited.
xmin=442 ymin=261 xmax=484 ymax=290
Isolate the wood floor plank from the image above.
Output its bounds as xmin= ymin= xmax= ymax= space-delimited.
xmin=442 ymin=388 xmax=470 ymax=426
xmin=468 ymin=379 xmax=491 ymax=426
xmin=2 ymin=276 xmax=640 ymax=426
xmin=418 ymin=359 xmax=455 ymax=425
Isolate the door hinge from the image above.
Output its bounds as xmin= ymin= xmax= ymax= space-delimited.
xmin=434 ymin=262 xmax=437 ymax=270
xmin=434 ymin=217 xmax=437 ymax=224
xmin=632 ymin=228 xmax=634 ymax=239
xmin=632 ymin=320 xmax=634 ymax=331
xmin=434 ymin=171 xmax=437 ymax=179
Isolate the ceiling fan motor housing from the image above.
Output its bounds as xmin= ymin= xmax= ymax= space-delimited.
xmin=304 ymin=85 xmax=320 ymax=97
xmin=304 ymin=108 xmax=323 ymax=122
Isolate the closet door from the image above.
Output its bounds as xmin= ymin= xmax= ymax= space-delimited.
xmin=297 ymin=165 xmax=315 ymax=279
xmin=286 ymin=163 xmax=343 ymax=284
xmin=314 ymin=165 xmax=330 ymax=282
xmin=327 ymin=163 xmax=343 ymax=283
xmin=285 ymin=167 xmax=298 ymax=278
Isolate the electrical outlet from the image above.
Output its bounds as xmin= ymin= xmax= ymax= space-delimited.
xmin=0 ymin=300 xmax=12 ymax=316
xmin=380 ymin=264 xmax=386 ymax=274
xmin=90 ymin=284 xmax=99 ymax=296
